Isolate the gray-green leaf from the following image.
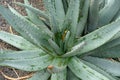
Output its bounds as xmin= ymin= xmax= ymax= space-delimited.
xmin=0 ymin=31 xmax=38 ymax=50
xmin=68 ymin=57 xmax=116 ymax=80
xmin=28 ymin=69 xmax=50 ymax=80
xmin=76 ymin=19 xmax=120 ymax=56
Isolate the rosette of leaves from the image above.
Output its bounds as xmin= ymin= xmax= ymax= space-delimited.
xmin=0 ymin=0 xmax=120 ymax=80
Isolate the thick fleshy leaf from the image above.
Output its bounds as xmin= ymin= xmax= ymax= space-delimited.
xmin=89 ymin=37 xmax=120 ymax=58
xmin=76 ymin=0 xmax=89 ymax=37
xmin=63 ymin=0 xmax=81 ymax=31
xmin=28 ymin=69 xmax=50 ymax=80
xmin=81 ymin=59 xmax=118 ymax=80
xmin=22 ymin=0 xmax=53 ymax=37
xmin=98 ymin=0 xmax=120 ymax=27
xmin=65 ymin=0 xmax=80 ymax=36
xmin=0 ymin=31 xmax=38 ymax=50
xmin=51 ymin=0 xmax=65 ymax=30
xmin=62 ymin=41 xmax=85 ymax=57
xmin=0 ymin=50 xmax=53 ymax=71
xmin=24 ymin=0 xmax=52 ymax=36
xmin=14 ymin=2 xmax=48 ymax=20
xmin=67 ymin=68 xmax=81 ymax=80
xmin=51 ymin=68 xmax=66 ymax=80
xmin=63 ymin=0 xmax=81 ymax=48
xmin=84 ymin=56 xmax=120 ymax=76
xmin=53 ymin=0 xmax=65 ymax=26
xmin=14 ymin=2 xmax=52 ymax=31
xmin=76 ymin=19 xmax=120 ymax=56
xmin=8 ymin=4 xmax=53 ymax=43
xmin=43 ymin=0 xmax=65 ymax=33
xmin=43 ymin=0 xmax=65 ymax=46
xmin=0 ymin=50 xmax=45 ymax=60
xmin=87 ymin=0 xmax=99 ymax=32
xmin=88 ymin=36 xmax=120 ymax=56
xmin=99 ymin=37 xmax=120 ymax=50
xmin=48 ymin=39 xmax=63 ymax=55
xmin=0 ymin=5 xmax=53 ymax=53
xmin=91 ymin=45 xmax=120 ymax=58
xmin=24 ymin=0 xmax=44 ymax=25
xmin=68 ymin=57 xmax=117 ymax=80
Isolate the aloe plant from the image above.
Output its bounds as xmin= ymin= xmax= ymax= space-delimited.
xmin=0 ymin=0 xmax=120 ymax=80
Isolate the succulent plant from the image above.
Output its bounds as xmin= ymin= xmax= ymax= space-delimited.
xmin=0 ymin=0 xmax=120 ymax=80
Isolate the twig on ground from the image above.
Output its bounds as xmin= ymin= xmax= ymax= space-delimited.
xmin=12 ymin=68 xmax=20 ymax=78
xmin=0 ymin=70 xmax=34 ymax=80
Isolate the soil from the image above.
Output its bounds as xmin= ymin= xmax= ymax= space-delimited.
xmin=0 ymin=0 xmax=44 ymax=80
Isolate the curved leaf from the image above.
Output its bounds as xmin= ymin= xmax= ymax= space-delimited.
xmin=8 ymin=4 xmax=53 ymax=43
xmin=62 ymin=41 xmax=85 ymax=57
xmin=83 ymin=56 xmax=120 ymax=76
xmin=90 ymin=46 xmax=120 ymax=58
xmin=24 ymin=0 xmax=44 ymax=25
xmin=0 ymin=5 xmax=54 ymax=53
xmin=98 ymin=0 xmax=120 ymax=27
xmin=63 ymin=0 xmax=81 ymax=48
xmin=76 ymin=19 xmax=120 ymax=56
xmin=0 ymin=31 xmax=38 ymax=50
xmin=48 ymin=39 xmax=63 ymax=55
xmin=99 ymin=37 xmax=120 ymax=50
xmin=66 ymin=0 xmax=81 ymax=36
xmin=23 ymin=0 xmax=52 ymax=35
xmin=0 ymin=50 xmax=45 ymax=60
xmin=43 ymin=0 xmax=65 ymax=33
xmin=14 ymin=2 xmax=48 ymax=20
xmin=87 ymin=0 xmax=99 ymax=32
xmin=94 ymin=47 xmax=120 ymax=58
xmin=81 ymin=58 xmax=118 ymax=80
xmin=88 ymin=37 xmax=120 ymax=57
xmin=0 ymin=51 xmax=53 ymax=71
xmin=68 ymin=57 xmax=117 ymax=80
xmin=76 ymin=0 xmax=89 ymax=37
